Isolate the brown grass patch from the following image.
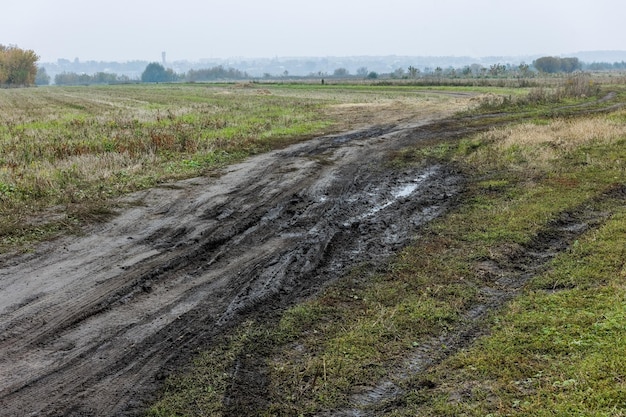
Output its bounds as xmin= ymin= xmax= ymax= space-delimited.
xmin=325 ymin=97 xmax=469 ymax=130
xmin=470 ymin=115 xmax=626 ymax=171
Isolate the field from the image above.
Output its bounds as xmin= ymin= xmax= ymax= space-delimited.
xmin=0 ymin=83 xmax=467 ymax=251
xmin=0 ymin=79 xmax=624 ymax=416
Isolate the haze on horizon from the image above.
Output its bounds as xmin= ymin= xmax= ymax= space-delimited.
xmin=2 ymin=0 xmax=624 ymax=63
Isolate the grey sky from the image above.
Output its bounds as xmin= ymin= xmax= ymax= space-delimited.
xmin=2 ymin=0 xmax=623 ymax=63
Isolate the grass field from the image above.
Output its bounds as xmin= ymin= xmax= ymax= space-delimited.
xmin=1 ymin=79 xmax=624 ymax=416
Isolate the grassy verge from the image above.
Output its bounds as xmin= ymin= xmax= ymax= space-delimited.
xmin=147 ymin=89 xmax=626 ymax=415
xmin=403 ymin=215 xmax=626 ymax=416
xmin=386 ymin=113 xmax=626 ymax=415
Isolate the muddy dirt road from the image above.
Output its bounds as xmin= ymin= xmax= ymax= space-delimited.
xmin=0 ymin=110 xmax=493 ymax=416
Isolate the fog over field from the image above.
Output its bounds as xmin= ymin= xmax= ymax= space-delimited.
xmin=2 ymin=0 xmax=624 ymax=63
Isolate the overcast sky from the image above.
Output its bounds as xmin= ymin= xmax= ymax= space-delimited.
xmin=2 ymin=0 xmax=623 ymax=63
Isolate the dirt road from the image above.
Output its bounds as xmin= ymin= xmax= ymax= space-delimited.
xmin=0 ymin=112 xmax=487 ymax=416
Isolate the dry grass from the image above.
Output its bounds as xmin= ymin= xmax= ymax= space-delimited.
xmin=468 ymin=112 xmax=626 ymax=173
xmin=498 ymin=117 xmax=626 ymax=149
xmin=325 ymin=95 xmax=468 ymax=130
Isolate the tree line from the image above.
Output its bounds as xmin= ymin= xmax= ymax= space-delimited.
xmin=297 ymin=57 xmax=590 ymax=80
xmin=140 ymin=62 xmax=249 ymax=83
xmin=52 ymin=63 xmax=250 ymax=85
xmin=0 ymin=45 xmax=39 ymax=86
xmin=43 ymin=55 xmax=626 ymax=86
xmin=53 ymin=71 xmax=134 ymax=85
xmin=585 ymin=61 xmax=626 ymax=71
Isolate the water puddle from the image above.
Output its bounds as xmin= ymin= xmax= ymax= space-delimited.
xmin=360 ymin=167 xmax=440 ymax=221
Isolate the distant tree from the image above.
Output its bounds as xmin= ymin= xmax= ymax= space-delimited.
xmin=35 ymin=66 xmax=50 ymax=85
xmin=186 ymin=66 xmax=248 ymax=81
xmin=367 ymin=71 xmax=378 ymax=79
xmin=489 ymin=63 xmax=507 ymax=76
xmin=356 ymin=67 xmax=369 ymax=77
xmin=470 ymin=64 xmax=484 ymax=77
xmin=141 ymin=62 xmax=174 ymax=83
xmin=533 ymin=56 xmax=563 ymax=73
xmin=518 ymin=62 xmax=532 ymax=77
xmin=533 ymin=56 xmax=581 ymax=73
xmin=55 ymin=72 xmax=91 ymax=85
xmin=54 ymin=71 xmax=126 ymax=85
xmin=333 ymin=67 xmax=349 ymax=77
xmin=408 ymin=66 xmax=420 ymax=78
xmin=560 ymin=57 xmax=581 ymax=73
xmin=391 ymin=67 xmax=405 ymax=79
xmin=92 ymin=72 xmax=119 ymax=84
xmin=0 ymin=44 xmax=39 ymax=86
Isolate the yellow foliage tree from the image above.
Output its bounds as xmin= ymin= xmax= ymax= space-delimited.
xmin=0 ymin=45 xmax=39 ymax=86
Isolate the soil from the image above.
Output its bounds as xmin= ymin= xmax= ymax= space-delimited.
xmin=0 ymin=95 xmax=621 ymax=416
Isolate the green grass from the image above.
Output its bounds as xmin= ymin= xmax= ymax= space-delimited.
xmin=396 ymin=208 xmax=626 ymax=416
